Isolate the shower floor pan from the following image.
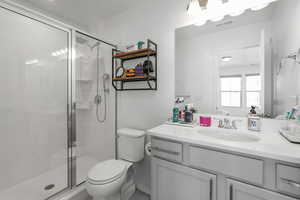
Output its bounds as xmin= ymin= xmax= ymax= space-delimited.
xmin=0 ymin=156 xmax=98 ymax=200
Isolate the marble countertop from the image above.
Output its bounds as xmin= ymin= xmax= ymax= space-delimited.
xmin=147 ymin=119 xmax=300 ymax=164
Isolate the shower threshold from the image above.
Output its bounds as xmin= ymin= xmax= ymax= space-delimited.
xmin=0 ymin=156 xmax=98 ymax=200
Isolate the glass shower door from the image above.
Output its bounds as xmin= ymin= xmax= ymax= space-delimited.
xmin=0 ymin=6 xmax=70 ymax=200
xmin=74 ymin=32 xmax=115 ymax=185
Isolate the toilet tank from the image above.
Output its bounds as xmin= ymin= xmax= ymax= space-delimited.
xmin=117 ymin=128 xmax=146 ymax=162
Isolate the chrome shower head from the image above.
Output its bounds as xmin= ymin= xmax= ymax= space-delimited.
xmin=76 ymin=36 xmax=100 ymax=50
xmin=76 ymin=36 xmax=88 ymax=44
xmin=91 ymin=42 xmax=100 ymax=50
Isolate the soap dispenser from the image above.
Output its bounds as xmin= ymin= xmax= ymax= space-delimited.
xmin=248 ymin=106 xmax=261 ymax=131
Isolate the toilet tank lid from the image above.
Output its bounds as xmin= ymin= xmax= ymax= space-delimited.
xmin=117 ymin=128 xmax=146 ymax=138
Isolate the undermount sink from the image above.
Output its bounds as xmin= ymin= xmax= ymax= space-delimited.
xmin=197 ymin=128 xmax=261 ymax=142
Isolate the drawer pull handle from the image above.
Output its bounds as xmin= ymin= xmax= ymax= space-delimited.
xmin=152 ymin=147 xmax=180 ymax=155
xmin=229 ymin=184 xmax=233 ymax=200
xmin=209 ymin=178 xmax=213 ymax=200
xmin=281 ymin=178 xmax=300 ymax=188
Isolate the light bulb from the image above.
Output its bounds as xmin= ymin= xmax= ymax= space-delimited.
xmin=190 ymin=0 xmax=277 ymax=27
xmin=229 ymin=10 xmax=245 ymax=17
xmin=251 ymin=3 xmax=269 ymax=11
xmin=187 ymin=0 xmax=201 ymax=17
xmin=207 ymin=0 xmax=225 ymax=22
xmin=194 ymin=16 xmax=208 ymax=26
xmin=227 ymin=0 xmax=246 ymax=17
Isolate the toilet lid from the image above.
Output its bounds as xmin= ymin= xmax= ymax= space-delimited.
xmin=87 ymin=160 xmax=126 ymax=184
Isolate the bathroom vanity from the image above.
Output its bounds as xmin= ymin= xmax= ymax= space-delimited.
xmin=148 ymin=120 xmax=300 ymax=200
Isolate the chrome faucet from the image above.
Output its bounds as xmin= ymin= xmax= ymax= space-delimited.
xmin=223 ymin=118 xmax=232 ymax=129
xmin=215 ymin=118 xmax=242 ymax=130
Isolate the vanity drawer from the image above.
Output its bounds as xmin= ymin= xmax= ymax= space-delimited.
xmin=276 ymin=164 xmax=300 ymax=197
xmin=151 ymin=137 xmax=183 ymax=163
xmin=189 ymin=146 xmax=264 ymax=185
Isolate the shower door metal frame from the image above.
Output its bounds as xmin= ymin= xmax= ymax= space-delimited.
xmin=0 ymin=1 xmax=117 ymax=199
xmin=0 ymin=0 xmax=75 ymax=198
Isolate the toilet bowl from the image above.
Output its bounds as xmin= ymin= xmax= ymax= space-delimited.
xmin=86 ymin=128 xmax=146 ymax=200
xmin=86 ymin=159 xmax=132 ymax=200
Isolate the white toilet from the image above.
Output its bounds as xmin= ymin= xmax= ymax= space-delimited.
xmin=86 ymin=128 xmax=146 ymax=200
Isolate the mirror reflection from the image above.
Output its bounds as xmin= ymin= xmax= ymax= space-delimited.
xmin=175 ymin=0 xmax=300 ymax=118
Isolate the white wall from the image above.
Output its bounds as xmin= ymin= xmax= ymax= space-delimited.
xmin=95 ymin=0 xmax=192 ymax=193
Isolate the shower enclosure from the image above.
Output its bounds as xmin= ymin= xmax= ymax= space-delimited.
xmin=0 ymin=2 xmax=115 ymax=200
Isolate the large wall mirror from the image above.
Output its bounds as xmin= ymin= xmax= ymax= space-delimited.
xmin=175 ymin=0 xmax=300 ymax=118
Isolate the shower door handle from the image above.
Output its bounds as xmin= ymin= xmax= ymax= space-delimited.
xmin=68 ymin=102 xmax=77 ymax=156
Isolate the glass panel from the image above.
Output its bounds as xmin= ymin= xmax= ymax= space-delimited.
xmin=246 ymin=75 xmax=261 ymax=91
xmin=75 ymin=32 xmax=114 ymax=185
xmin=0 ymin=7 xmax=69 ymax=199
xmin=221 ymin=92 xmax=241 ymax=107
xmin=220 ymin=76 xmax=241 ymax=91
xmin=247 ymin=92 xmax=261 ymax=108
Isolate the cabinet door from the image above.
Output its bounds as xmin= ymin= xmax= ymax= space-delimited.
xmin=151 ymin=157 xmax=216 ymax=200
xmin=227 ymin=179 xmax=298 ymax=200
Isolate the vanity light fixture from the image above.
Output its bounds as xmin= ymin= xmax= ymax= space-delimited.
xmin=221 ymin=56 xmax=233 ymax=62
xmin=188 ymin=0 xmax=278 ymax=26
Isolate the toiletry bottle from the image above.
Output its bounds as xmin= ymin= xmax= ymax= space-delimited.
xmin=184 ymin=111 xmax=193 ymax=123
xmin=248 ymin=106 xmax=261 ymax=131
xmin=249 ymin=106 xmax=257 ymax=115
xmin=173 ymin=107 xmax=179 ymax=123
xmin=180 ymin=109 xmax=185 ymax=121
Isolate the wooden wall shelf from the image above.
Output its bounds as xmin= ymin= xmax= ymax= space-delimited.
xmin=113 ymin=75 xmax=156 ymax=82
xmin=113 ymin=49 xmax=156 ymax=61
xmin=112 ymin=39 xmax=158 ymax=91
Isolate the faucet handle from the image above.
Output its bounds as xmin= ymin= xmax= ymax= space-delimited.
xmin=214 ymin=118 xmax=224 ymax=128
xmin=231 ymin=119 xmax=242 ymax=129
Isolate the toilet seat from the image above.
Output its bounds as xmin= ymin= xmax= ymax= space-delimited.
xmin=87 ymin=160 xmax=127 ymax=185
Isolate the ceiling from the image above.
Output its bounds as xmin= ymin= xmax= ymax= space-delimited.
xmin=219 ymin=46 xmax=260 ymax=68
xmin=11 ymin=0 xmax=142 ymax=28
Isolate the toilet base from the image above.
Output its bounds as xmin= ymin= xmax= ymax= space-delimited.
xmin=121 ymin=180 xmax=135 ymax=200
xmin=92 ymin=193 xmax=121 ymax=200
xmin=92 ymin=182 xmax=135 ymax=200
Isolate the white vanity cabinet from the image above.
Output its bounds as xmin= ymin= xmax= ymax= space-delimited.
xmin=228 ymin=180 xmax=298 ymax=200
xmin=151 ymin=157 xmax=216 ymax=200
xmin=150 ymin=136 xmax=300 ymax=200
